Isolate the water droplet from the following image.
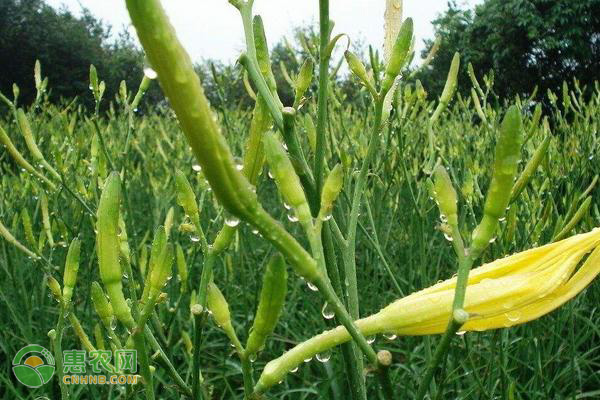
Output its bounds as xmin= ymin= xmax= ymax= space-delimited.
xmin=320 ymin=214 xmax=332 ymax=221
xmin=303 ymin=357 xmax=312 ymax=363
xmin=456 ymin=330 xmax=466 ymax=336
xmin=268 ymin=171 xmax=274 ymax=179
xmin=251 ymin=228 xmax=259 ymax=235
xmin=307 ymin=281 xmax=318 ymax=292
xmin=489 ymin=237 xmax=497 ymax=243
xmin=287 ymin=214 xmax=299 ymax=222
xmin=316 ymin=350 xmax=332 ymax=363
xmin=283 ymin=203 xmax=292 ymax=210
xmin=235 ymin=164 xmax=243 ymax=171
xmin=383 ymin=333 xmax=397 ymax=341
xmin=190 ymin=235 xmax=200 ymax=242
xmin=249 ymin=353 xmax=257 ymax=363
xmin=367 ymin=336 xmax=375 ymax=344
xmin=192 ymin=164 xmax=202 ymax=172
xmin=444 ymin=233 xmax=454 ymax=242
xmin=439 ymin=214 xmax=448 ymax=223
xmin=225 ymin=217 xmax=240 ymax=227
xmin=291 ymin=366 xmax=299 ymax=373
xmin=321 ymin=302 xmax=334 ymax=320
xmin=143 ymin=66 xmax=158 ymax=79
xmin=505 ymin=310 xmax=521 ymax=322
xmin=110 ymin=318 xmax=117 ymax=330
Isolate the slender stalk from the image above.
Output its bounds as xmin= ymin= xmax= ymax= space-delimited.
xmin=53 ymin=307 xmax=68 ymax=400
xmin=313 ymin=0 xmax=331 ymax=201
xmin=192 ymin=311 xmax=208 ymax=400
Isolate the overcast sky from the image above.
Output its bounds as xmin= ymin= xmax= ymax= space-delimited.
xmin=45 ymin=1 xmax=481 ymax=63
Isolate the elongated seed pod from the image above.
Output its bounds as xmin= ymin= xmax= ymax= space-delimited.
xmin=96 ymin=172 xmax=135 ymax=328
xmin=433 ymin=165 xmax=458 ymax=226
xmin=246 ymin=254 xmax=288 ymax=356
xmin=125 ymin=0 xmax=319 ymax=281
xmin=294 ymin=59 xmax=313 ymax=106
xmin=175 ymin=170 xmax=200 ymax=228
xmin=263 ymin=132 xmax=312 ymax=224
xmin=16 ymin=109 xmax=60 ymax=180
xmin=62 ymin=239 xmax=81 ymax=304
xmin=381 ymin=18 xmax=413 ymax=96
xmin=90 ymin=281 xmax=114 ymax=329
xmin=471 ymin=106 xmax=523 ymax=254
xmin=176 ymin=244 xmax=188 ymax=292
xmin=0 ymin=124 xmax=56 ymax=190
xmin=320 ymin=164 xmax=344 ymax=219
xmin=511 ymin=136 xmax=551 ymax=201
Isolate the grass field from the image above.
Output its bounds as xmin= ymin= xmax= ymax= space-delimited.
xmin=1 ymin=1 xmax=600 ymax=399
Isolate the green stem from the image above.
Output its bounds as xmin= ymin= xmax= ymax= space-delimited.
xmin=313 ymin=0 xmax=331 ymax=202
xmin=53 ymin=306 xmax=69 ymax=400
xmin=132 ymin=329 xmax=155 ymax=400
xmin=241 ymin=355 xmax=255 ymax=398
xmin=192 ymin=311 xmax=208 ymax=400
xmin=238 ymin=4 xmax=283 ymax=129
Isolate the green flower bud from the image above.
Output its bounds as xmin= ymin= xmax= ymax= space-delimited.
xmin=381 ymin=18 xmax=413 ymax=95
xmin=294 ymin=59 xmax=313 ymax=106
xmin=96 ymin=172 xmax=135 ymax=328
xmin=344 ymin=51 xmax=376 ymax=96
xmin=511 ymin=136 xmax=551 ymax=201
xmin=90 ymin=281 xmax=114 ymax=329
xmin=62 ymin=239 xmax=81 ymax=304
xmin=89 ymin=65 xmax=99 ymax=94
xmin=439 ymin=52 xmax=460 ymax=106
xmin=263 ymin=132 xmax=311 ymax=224
xmin=47 ymin=276 xmax=62 ymax=301
xmin=207 ymin=283 xmax=232 ymax=331
xmin=320 ymin=164 xmax=344 ymax=219
xmin=175 ymin=244 xmax=188 ymax=292
xmin=304 ymin=114 xmax=316 ymax=154
xmin=472 ymin=106 xmax=523 ymax=254
xmin=246 ymin=254 xmax=288 ymax=356
xmin=433 ymin=165 xmax=458 ymax=226
xmin=21 ymin=209 xmax=35 ymax=249
xmin=148 ymin=242 xmax=173 ymax=300
xmin=253 ymin=15 xmax=278 ymax=96
xmin=175 ymin=170 xmax=200 ymax=228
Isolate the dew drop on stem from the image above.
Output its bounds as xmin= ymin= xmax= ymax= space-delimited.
xmin=321 ymin=302 xmax=334 ymax=320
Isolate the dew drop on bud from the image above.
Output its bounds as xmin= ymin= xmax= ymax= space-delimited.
xmin=383 ymin=333 xmax=397 ymax=341
xmin=316 ymin=350 xmax=332 ymax=363
xmin=225 ymin=217 xmax=240 ymax=227
xmin=307 ymin=281 xmax=318 ymax=292
xmin=143 ymin=66 xmax=158 ymax=80
xmin=192 ymin=164 xmax=202 ymax=172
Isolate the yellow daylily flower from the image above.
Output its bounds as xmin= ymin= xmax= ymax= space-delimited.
xmin=256 ymin=228 xmax=600 ymax=391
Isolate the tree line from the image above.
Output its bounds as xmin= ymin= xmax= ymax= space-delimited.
xmin=1 ymin=0 xmax=598 ymax=112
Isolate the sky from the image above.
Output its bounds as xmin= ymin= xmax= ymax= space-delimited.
xmin=45 ymin=1 xmax=481 ymax=64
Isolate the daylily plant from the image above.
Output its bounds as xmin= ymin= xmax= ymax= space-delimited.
xmin=255 ymin=228 xmax=600 ymax=391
